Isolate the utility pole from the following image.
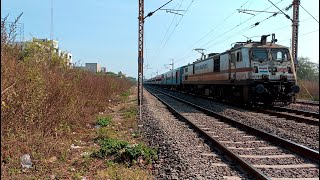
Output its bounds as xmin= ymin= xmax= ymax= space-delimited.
xmin=169 ymin=59 xmax=174 ymax=70
xmin=292 ymin=0 xmax=300 ymax=70
xmin=138 ymin=0 xmax=144 ymax=108
xmin=137 ymin=0 xmax=173 ymax=120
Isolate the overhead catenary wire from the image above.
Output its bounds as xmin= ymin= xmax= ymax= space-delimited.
xmin=278 ymin=29 xmax=319 ymax=43
xmin=161 ymin=0 xmax=195 ymax=49
xmin=299 ymin=4 xmax=319 ymax=23
xmin=174 ymin=0 xmax=286 ymax=66
xmin=152 ymin=0 xmax=195 ymax=72
xmin=150 ymin=0 xmax=184 ymax=63
xmin=267 ymin=0 xmax=292 ymax=21
xmin=202 ymin=3 xmax=293 ymax=51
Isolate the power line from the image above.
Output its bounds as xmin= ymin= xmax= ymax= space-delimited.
xmin=278 ymin=29 xmax=319 ymax=42
xmin=267 ymin=0 xmax=292 ymax=21
xmin=152 ymin=0 xmax=195 ymax=68
xmin=203 ymin=3 xmax=293 ymax=51
xmin=150 ymin=0 xmax=184 ymax=63
xmin=299 ymin=4 xmax=319 ymax=23
xmin=161 ymin=0 xmax=195 ymax=48
xmin=145 ymin=0 xmax=174 ymax=19
xmin=174 ymin=0 xmax=263 ymax=65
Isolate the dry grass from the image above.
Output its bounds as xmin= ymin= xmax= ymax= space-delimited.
xmin=1 ymin=17 xmax=140 ymax=179
xmin=297 ymin=80 xmax=319 ymax=101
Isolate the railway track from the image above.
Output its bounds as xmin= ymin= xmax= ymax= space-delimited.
xmin=256 ymin=106 xmax=319 ymax=126
xmin=295 ymin=99 xmax=319 ymax=106
xmin=145 ymin=86 xmax=319 ymax=180
xmin=153 ymin=86 xmax=319 ymax=126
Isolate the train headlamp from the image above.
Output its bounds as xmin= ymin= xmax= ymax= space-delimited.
xmin=255 ymin=84 xmax=265 ymax=93
xmin=291 ymin=85 xmax=300 ymax=93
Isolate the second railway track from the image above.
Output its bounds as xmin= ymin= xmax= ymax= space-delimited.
xmin=145 ymin=86 xmax=319 ymax=179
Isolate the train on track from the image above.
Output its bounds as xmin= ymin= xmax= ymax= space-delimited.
xmin=145 ymin=34 xmax=300 ymax=106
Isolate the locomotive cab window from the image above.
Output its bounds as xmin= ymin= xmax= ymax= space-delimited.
xmin=252 ymin=49 xmax=268 ymax=62
xmin=271 ymin=49 xmax=289 ymax=62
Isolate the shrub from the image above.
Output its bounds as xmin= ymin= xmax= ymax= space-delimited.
xmin=1 ymin=16 xmax=133 ymax=178
xmin=96 ymin=116 xmax=112 ymax=127
xmin=91 ymin=138 xmax=157 ymax=165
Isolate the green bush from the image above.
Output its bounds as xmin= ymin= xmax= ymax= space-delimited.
xmin=125 ymin=144 xmax=157 ymax=164
xmin=96 ymin=116 xmax=112 ymax=127
xmin=91 ymin=138 xmax=157 ymax=165
xmin=92 ymin=138 xmax=128 ymax=158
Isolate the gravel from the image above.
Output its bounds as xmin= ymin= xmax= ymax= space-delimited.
xmin=288 ymin=103 xmax=319 ymax=113
xmin=143 ymin=86 xmax=319 ymax=179
xmin=154 ymin=87 xmax=319 ymax=151
xmin=139 ymin=90 xmax=248 ymax=179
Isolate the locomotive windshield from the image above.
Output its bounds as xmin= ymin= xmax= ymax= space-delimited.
xmin=271 ymin=48 xmax=290 ymax=62
xmin=252 ymin=48 xmax=290 ymax=62
xmin=252 ymin=49 xmax=268 ymax=62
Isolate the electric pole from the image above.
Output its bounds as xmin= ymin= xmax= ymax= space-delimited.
xmin=292 ymin=0 xmax=300 ymax=70
xmin=137 ymin=0 xmax=173 ymax=121
xmin=170 ymin=59 xmax=174 ymax=70
xmin=138 ymin=0 xmax=144 ymax=108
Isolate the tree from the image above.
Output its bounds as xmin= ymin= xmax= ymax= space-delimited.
xmin=297 ymin=57 xmax=319 ymax=81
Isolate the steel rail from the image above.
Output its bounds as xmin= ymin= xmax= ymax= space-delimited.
xmin=145 ymin=87 xmax=270 ymax=180
xmin=256 ymin=108 xmax=319 ymax=126
xmin=146 ymin=86 xmax=320 ymax=164
xmin=295 ymin=99 xmax=319 ymax=106
xmin=273 ymin=106 xmax=319 ymax=118
xmin=155 ymin=86 xmax=319 ymax=125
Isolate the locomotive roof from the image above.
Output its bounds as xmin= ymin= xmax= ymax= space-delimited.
xmin=238 ymin=42 xmax=288 ymax=49
xmin=187 ymin=42 xmax=289 ymax=65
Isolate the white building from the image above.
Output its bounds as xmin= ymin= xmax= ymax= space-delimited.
xmin=101 ymin=67 xmax=106 ymax=73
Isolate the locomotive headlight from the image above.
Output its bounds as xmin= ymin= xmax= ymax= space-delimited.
xmin=273 ymin=67 xmax=277 ymax=72
xmin=255 ymin=84 xmax=265 ymax=93
xmin=291 ymin=85 xmax=300 ymax=93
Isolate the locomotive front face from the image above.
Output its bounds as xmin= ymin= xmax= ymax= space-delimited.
xmin=250 ymin=47 xmax=295 ymax=81
xmin=249 ymin=46 xmax=299 ymax=105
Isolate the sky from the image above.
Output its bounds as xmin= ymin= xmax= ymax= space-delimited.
xmin=1 ymin=0 xmax=319 ymax=79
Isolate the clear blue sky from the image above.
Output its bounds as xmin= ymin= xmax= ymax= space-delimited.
xmin=2 ymin=0 xmax=319 ymax=78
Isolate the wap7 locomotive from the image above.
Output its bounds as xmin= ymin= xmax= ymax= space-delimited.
xmin=145 ymin=34 xmax=300 ymax=106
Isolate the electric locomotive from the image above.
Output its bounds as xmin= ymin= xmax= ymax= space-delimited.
xmin=145 ymin=34 xmax=300 ymax=106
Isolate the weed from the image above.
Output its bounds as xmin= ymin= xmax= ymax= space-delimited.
xmin=91 ymin=138 xmax=157 ymax=165
xmin=105 ymin=160 xmax=116 ymax=167
xmin=92 ymin=138 xmax=129 ymax=158
xmin=131 ymin=131 xmax=140 ymax=138
xmin=59 ymin=149 xmax=69 ymax=162
xmin=96 ymin=165 xmax=152 ymax=180
xmin=125 ymin=144 xmax=157 ymax=164
xmin=120 ymin=90 xmax=131 ymax=101
xmin=124 ymin=107 xmax=137 ymax=119
xmin=96 ymin=116 xmax=112 ymax=127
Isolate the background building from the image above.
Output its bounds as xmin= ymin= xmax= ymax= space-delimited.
xmin=85 ymin=63 xmax=101 ymax=73
xmin=101 ymin=67 xmax=106 ymax=73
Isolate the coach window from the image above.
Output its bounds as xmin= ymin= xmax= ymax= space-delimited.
xmin=214 ymin=58 xmax=220 ymax=72
xmin=185 ymin=68 xmax=188 ymax=73
xmin=231 ymin=53 xmax=236 ymax=63
xmin=236 ymin=51 xmax=241 ymax=62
